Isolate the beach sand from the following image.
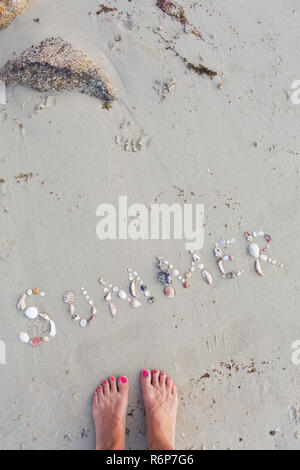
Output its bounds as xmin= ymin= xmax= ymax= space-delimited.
xmin=0 ymin=0 xmax=299 ymax=450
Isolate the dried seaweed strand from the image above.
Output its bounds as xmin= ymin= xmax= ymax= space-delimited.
xmin=154 ymin=30 xmax=217 ymax=77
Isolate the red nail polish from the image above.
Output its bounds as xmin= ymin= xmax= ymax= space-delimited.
xmin=154 ymin=370 xmax=158 ymax=373
xmin=161 ymin=372 xmax=165 ymax=376
xmin=110 ymin=377 xmax=115 ymax=381
xmin=103 ymin=380 xmax=108 ymax=384
xmin=143 ymin=370 xmax=149 ymax=377
xmin=121 ymin=376 xmax=127 ymax=383
xmin=97 ymin=386 xmax=102 ymax=390
xmin=168 ymin=377 xmax=172 ymax=381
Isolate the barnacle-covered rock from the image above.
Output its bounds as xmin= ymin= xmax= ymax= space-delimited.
xmin=157 ymin=269 xmax=172 ymax=287
xmin=0 ymin=0 xmax=28 ymax=30
xmin=0 ymin=37 xmax=117 ymax=103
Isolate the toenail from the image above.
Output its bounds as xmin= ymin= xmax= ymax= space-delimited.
xmin=97 ymin=386 xmax=102 ymax=390
xmin=143 ymin=370 xmax=149 ymax=377
xmin=154 ymin=369 xmax=158 ymax=373
xmin=168 ymin=377 xmax=172 ymax=381
xmin=103 ymin=380 xmax=108 ymax=384
xmin=161 ymin=372 xmax=165 ymax=376
xmin=121 ymin=376 xmax=127 ymax=383
xmin=110 ymin=377 xmax=115 ymax=381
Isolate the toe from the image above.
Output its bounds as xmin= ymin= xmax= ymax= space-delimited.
xmin=152 ymin=369 xmax=159 ymax=386
xmin=118 ymin=375 xmax=129 ymax=394
xmin=171 ymin=382 xmax=178 ymax=400
xmin=97 ymin=385 xmax=104 ymax=402
xmin=110 ymin=376 xmax=117 ymax=394
xmin=93 ymin=391 xmax=99 ymax=410
xmin=102 ymin=379 xmax=110 ymax=395
xmin=141 ymin=369 xmax=151 ymax=390
xmin=167 ymin=376 xmax=173 ymax=392
xmin=159 ymin=371 xmax=166 ymax=387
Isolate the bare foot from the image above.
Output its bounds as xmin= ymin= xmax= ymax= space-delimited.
xmin=141 ymin=369 xmax=178 ymax=450
xmin=92 ymin=375 xmax=129 ymax=450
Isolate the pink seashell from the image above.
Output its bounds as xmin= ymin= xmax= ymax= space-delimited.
xmin=30 ymin=336 xmax=43 ymax=347
xmin=264 ymin=234 xmax=272 ymax=243
xmin=255 ymin=259 xmax=264 ymax=277
xmin=63 ymin=291 xmax=75 ymax=304
xmin=244 ymin=232 xmax=252 ymax=241
xmin=164 ymin=286 xmax=176 ymax=298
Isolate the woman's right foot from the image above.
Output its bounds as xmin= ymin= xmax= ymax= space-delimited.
xmin=141 ymin=369 xmax=178 ymax=450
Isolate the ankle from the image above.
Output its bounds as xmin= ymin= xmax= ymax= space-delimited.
xmin=146 ymin=414 xmax=175 ymax=450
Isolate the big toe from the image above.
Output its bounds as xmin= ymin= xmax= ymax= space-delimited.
xmin=141 ymin=369 xmax=151 ymax=391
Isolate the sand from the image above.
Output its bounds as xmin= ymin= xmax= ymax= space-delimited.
xmin=0 ymin=0 xmax=299 ymax=450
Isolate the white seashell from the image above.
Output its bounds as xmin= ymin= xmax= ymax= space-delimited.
xmin=253 ymin=232 xmax=257 ymax=238
xmin=192 ymin=253 xmax=200 ymax=263
xmin=198 ymin=264 xmax=204 ymax=270
xmin=272 ymin=259 xmax=277 ymax=265
xmin=172 ymin=269 xmax=179 ymax=276
xmin=109 ymin=302 xmax=118 ymax=317
xmin=258 ymin=231 xmax=264 ymax=236
xmin=231 ymin=238 xmax=236 ymax=243
xmin=25 ymin=306 xmax=39 ymax=320
xmin=91 ymin=306 xmax=97 ymax=315
xmin=103 ymin=287 xmax=109 ymax=293
xmin=40 ymin=291 xmax=45 ymax=297
xmin=190 ymin=266 xmax=195 ymax=272
xmin=44 ymin=336 xmax=49 ymax=342
xmin=255 ymin=259 xmax=264 ymax=276
xmin=39 ymin=313 xmax=50 ymax=321
xmin=164 ymin=286 xmax=176 ymax=298
xmin=49 ymin=320 xmax=56 ymax=337
xmin=104 ymin=292 xmax=112 ymax=301
xmin=214 ymin=247 xmax=222 ymax=257
xmin=80 ymin=319 xmax=87 ymax=328
xmin=260 ymin=254 xmax=268 ymax=261
xmin=217 ymin=259 xmax=226 ymax=275
xmin=248 ymin=243 xmax=260 ymax=258
xmin=82 ymin=290 xmax=88 ymax=296
xmin=145 ymin=291 xmax=150 ymax=297
xmin=27 ymin=289 xmax=32 ymax=296
xmin=202 ymin=270 xmax=213 ymax=285
xmin=219 ymin=239 xmax=225 ymax=245
xmin=118 ymin=290 xmax=127 ymax=300
xmin=17 ymin=293 xmax=27 ymax=311
xmin=130 ymin=298 xmax=141 ymax=309
xmin=19 ymin=332 xmax=29 ymax=344
xmin=85 ymin=295 xmax=89 ymax=301
xmin=113 ymin=286 xmax=118 ymax=292
xmin=63 ymin=291 xmax=75 ymax=304
xmin=223 ymin=255 xmax=229 ymax=261
xmin=70 ymin=304 xmax=75 ymax=315
xmin=129 ymin=280 xmax=137 ymax=298
xmin=88 ymin=300 xmax=94 ymax=305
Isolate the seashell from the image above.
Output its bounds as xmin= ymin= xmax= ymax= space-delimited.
xmin=98 ymin=276 xmax=106 ymax=286
xmin=156 ymin=259 xmax=163 ymax=270
xmin=217 ymin=259 xmax=226 ymax=275
xmin=185 ymin=272 xmax=191 ymax=279
xmin=260 ymin=254 xmax=268 ymax=261
xmin=164 ymin=286 xmax=176 ymax=298
xmin=202 ymin=270 xmax=213 ymax=285
xmin=223 ymin=255 xmax=229 ymax=261
xmin=27 ymin=289 xmax=32 ymax=296
xmin=0 ymin=38 xmax=117 ymax=103
xmin=88 ymin=315 xmax=96 ymax=325
xmin=25 ymin=306 xmax=39 ymax=320
xmin=248 ymin=243 xmax=260 ymax=258
xmin=43 ymin=336 xmax=49 ymax=342
xmin=129 ymin=280 xmax=137 ymax=298
xmin=80 ymin=319 xmax=87 ymax=328
xmin=264 ymin=234 xmax=272 ymax=243
xmin=17 ymin=293 xmax=27 ymax=311
xmin=69 ymin=304 xmax=75 ymax=315
xmin=104 ymin=292 xmax=112 ymax=302
xmin=157 ymin=269 xmax=172 ymax=287
xmin=32 ymin=288 xmax=40 ymax=295
xmin=49 ymin=320 xmax=56 ymax=337
xmin=118 ymin=290 xmax=127 ymax=300
xmin=40 ymin=291 xmax=45 ymax=297
xmin=198 ymin=263 xmax=204 ymax=270
xmin=226 ymin=272 xmax=237 ymax=279
xmin=129 ymin=298 xmax=141 ymax=309
xmin=30 ymin=336 xmax=42 ymax=347
xmin=244 ymin=232 xmax=252 ymax=241
xmin=214 ymin=247 xmax=222 ymax=257
xmin=148 ymin=296 xmax=155 ymax=304
xmin=71 ymin=314 xmax=80 ymax=322
xmin=91 ymin=306 xmax=97 ymax=315
xmin=172 ymin=269 xmax=179 ymax=276
xmin=258 ymin=231 xmax=264 ymax=236
xmin=0 ymin=0 xmax=28 ymax=31
xmin=19 ymin=331 xmax=29 ymax=344
xmin=192 ymin=253 xmax=200 ymax=263
xmin=109 ymin=302 xmax=118 ymax=317
xmin=183 ymin=281 xmax=190 ymax=288
xmin=255 ymin=259 xmax=264 ymax=276
xmin=39 ymin=313 xmax=50 ymax=321
xmin=63 ymin=291 xmax=75 ymax=304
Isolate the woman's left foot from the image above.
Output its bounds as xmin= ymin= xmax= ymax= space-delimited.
xmin=93 ymin=375 xmax=129 ymax=450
